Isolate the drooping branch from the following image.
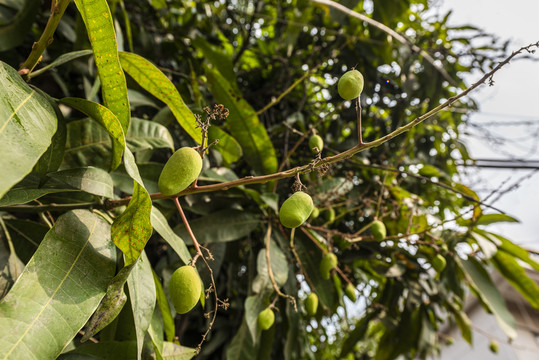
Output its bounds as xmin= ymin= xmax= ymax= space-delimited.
xmin=104 ymin=42 xmax=538 ymax=209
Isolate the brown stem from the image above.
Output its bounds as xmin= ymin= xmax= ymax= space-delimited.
xmin=264 ymin=224 xmax=297 ymax=310
xmin=19 ymin=0 xmax=72 ymax=76
xmin=356 ymin=96 xmax=363 ymax=145
xmin=173 ymin=197 xmax=203 ymax=259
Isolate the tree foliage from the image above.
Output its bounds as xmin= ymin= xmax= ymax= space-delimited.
xmin=0 ymin=0 xmax=538 ymax=359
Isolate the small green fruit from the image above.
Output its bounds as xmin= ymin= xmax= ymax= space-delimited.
xmin=279 ymin=191 xmax=314 ymax=228
xmin=320 ymin=253 xmax=338 ymax=280
xmin=309 ymin=134 xmax=324 ymax=153
xmin=325 ymin=207 xmax=335 ymax=223
xmin=445 ymin=337 xmax=454 ymax=345
xmin=169 ymin=265 xmax=202 ymax=314
xmin=345 ymin=283 xmax=357 ymax=302
xmin=309 ymin=207 xmax=320 ymax=220
xmin=257 ymin=308 xmax=275 ymax=331
xmin=431 ymin=254 xmax=447 ymax=273
xmin=158 ymin=147 xmax=202 ymax=196
xmin=489 ymin=340 xmax=499 ymax=353
xmin=305 ymin=293 xmax=318 ymax=316
xmin=371 ymin=220 xmax=386 ymax=241
xmin=338 ymin=69 xmax=364 ymax=100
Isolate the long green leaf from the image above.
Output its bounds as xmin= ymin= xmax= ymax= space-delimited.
xmin=226 ymin=321 xmax=258 ymax=360
xmin=244 ymin=295 xmax=266 ymax=344
xmin=252 ymin=238 xmax=288 ymax=294
xmin=458 ymin=257 xmax=517 ymax=339
xmin=74 ymin=0 xmax=130 ymax=134
xmin=0 ymin=210 xmax=117 ymax=360
xmin=63 ymin=118 xmax=114 ymax=169
xmin=0 ymin=174 xmax=79 ymax=206
xmin=64 ymin=341 xmax=138 ymax=360
xmin=491 ymin=251 xmax=539 ymax=308
xmin=119 ymin=51 xmax=201 ymax=144
xmin=161 ymin=342 xmax=196 ymax=360
xmin=0 ymin=61 xmax=57 ymax=198
xmin=152 ymin=270 xmax=175 ymax=342
xmin=60 ymin=98 xmax=125 ymax=170
xmin=29 ymin=50 xmax=94 ymax=79
xmin=127 ymin=251 xmax=156 ymax=360
xmin=483 ymin=231 xmax=539 ymax=272
xmin=111 ymin=148 xmax=152 ymax=264
xmin=205 ymin=65 xmax=277 ymax=175
xmin=111 ymin=181 xmax=152 ymax=266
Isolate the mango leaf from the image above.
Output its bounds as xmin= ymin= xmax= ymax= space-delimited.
xmin=119 ymin=51 xmax=201 ymax=144
xmin=458 ymin=257 xmax=517 ymax=339
xmin=127 ymin=118 xmax=174 ymax=152
xmin=208 ymin=125 xmax=243 ymax=164
xmin=483 ymin=231 xmax=539 ymax=272
xmin=459 ymin=213 xmax=519 ymax=227
xmin=152 ymin=270 xmax=175 ymax=342
xmin=0 ymin=174 xmax=79 ymax=206
xmin=81 ymin=263 xmax=135 ymax=342
xmin=469 ymin=232 xmax=497 ymax=259
xmin=49 ymin=167 xmax=114 ymax=198
xmin=63 ymin=118 xmax=114 ymax=169
xmin=161 ymin=342 xmax=196 ymax=360
xmin=454 ymin=183 xmax=481 ymax=221
xmin=244 ymin=295 xmax=266 ymax=344
xmin=191 ymin=35 xmax=237 ymax=91
xmin=340 ymin=310 xmax=380 ymax=357
xmin=112 ymin=182 xmax=152 ymax=266
xmin=0 ymin=210 xmax=117 ymax=359
xmin=74 ymin=0 xmax=130 ymax=134
xmin=0 ymin=61 xmax=57 ymax=198
xmin=127 ymin=251 xmax=156 ymax=360
xmin=34 ymin=92 xmax=67 ymax=177
xmin=151 ymin=207 xmax=191 ymax=265
xmin=111 ymin=148 xmax=152 ymax=266
xmin=64 ymin=341 xmax=138 ymax=360
xmin=174 ymin=209 xmax=260 ymax=244
xmin=60 ymin=98 xmax=125 ymax=170
xmin=204 ymin=65 xmax=277 ymax=175
xmin=148 ymin=294 xmax=164 ymax=359
xmin=29 ymin=50 xmax=94 ymax=79
xmin=111 ymin=162 xmax=163 ymax=195
xmin=491 ymin=250 xmax=539 ymax=308
xmin=226 ymin=320 xmax=258 ymax=360
xmin=252 ymin=238 xmax=288 ymax=294
xmin=0 ymin=0 xmax=39 ymax=51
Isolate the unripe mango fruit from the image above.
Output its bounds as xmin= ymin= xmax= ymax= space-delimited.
xmin=489 ymin=340 xmax=499 ymax=353
xmin=168 ymin=265 xmax=202 ymax=314
xmin=325 ymin=207 xmax=335 ymax=223
xmin=305 ymin=293 xmax=318 ymax=316
xmin=158 ymin=147 xmax=202 ymax=196
xmin=309 ymin=134 xmax=324 ymax=153
xmin=345 ymin=283 xmax=357 ymax=302
xmin=338 ymin=70 xmax=364 ymax=100
xmin=279 ymin=191 xmax=314 ymax=228
xmin=257 ymin=308 xmax=275 ymax=331
xmin=431 ymin=254 xmax=447 ymax=273
xmin=371 ymin=220 xmax=386 ymax=241
xmin=309 ymin=207 xmax=320 ymax=220
xmin=320 ymin=253 xmax=338 ymax=280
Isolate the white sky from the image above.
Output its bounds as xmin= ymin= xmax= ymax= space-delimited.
xmin=434 ymin=0 xmax=539 ymax=250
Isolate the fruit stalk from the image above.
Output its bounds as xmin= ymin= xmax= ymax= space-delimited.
xmin=356 ymin=97 xmax=363 ymax=145
xmin=173 ymin=197 xmax=203 ymax=260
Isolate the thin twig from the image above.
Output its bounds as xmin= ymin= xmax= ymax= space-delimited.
xmin=173 ymin=197 xmax=203 ymax=260
xmin=264 ymin=224 xmax=297 ymax=310
xmin=19 ymin=0 xmax=72 ymax=76
xmin=312 ymin=0 xmax=458 ymax=86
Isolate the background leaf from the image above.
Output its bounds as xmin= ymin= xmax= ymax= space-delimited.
xmin=0 ymin=210 xmax=117 ymax=360
xmin=204 ymin=65 xmax=277 ymax=175
xmin=0 ymin=0 xmax=39 ymax=52
xmin=49 ymin=167 xmax=114 ymax=198
xmin=174 ymin=209 xmax=259 ymax=244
